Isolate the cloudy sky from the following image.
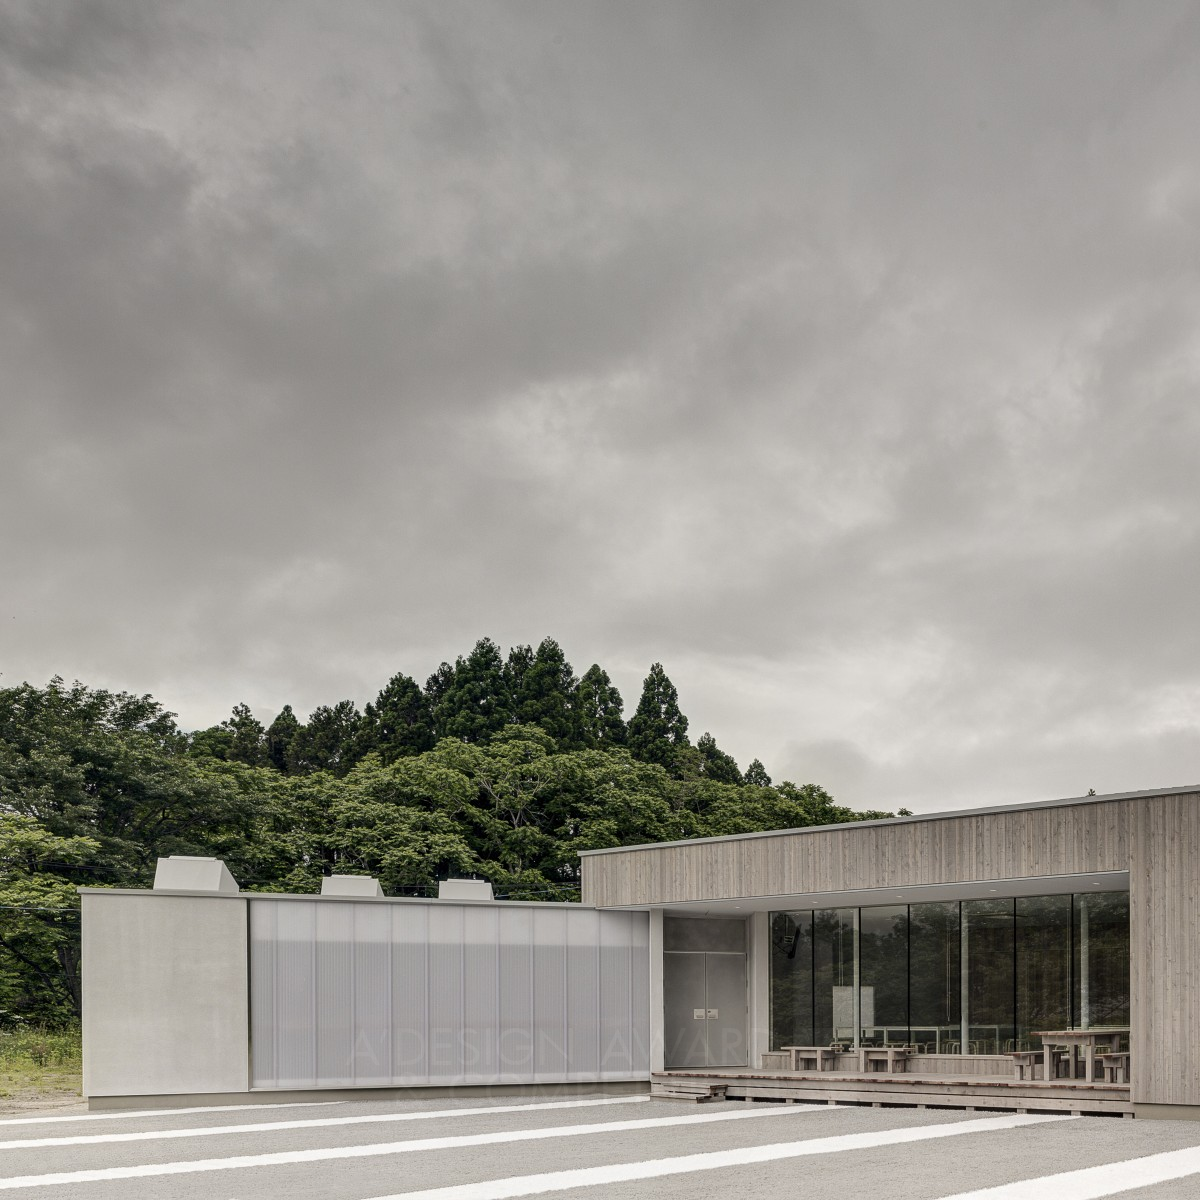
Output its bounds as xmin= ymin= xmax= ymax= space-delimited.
xmin=3 ymin=2 xmax=1199 ymax=814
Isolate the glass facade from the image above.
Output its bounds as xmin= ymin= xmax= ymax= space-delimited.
xmin=769 ymin=890 xmax=1129 ymax=1055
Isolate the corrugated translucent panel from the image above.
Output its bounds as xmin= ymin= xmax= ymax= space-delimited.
xmin=498 ymin=906 xmax=534 ymax=1077
xmin=250 ymin=899 xmax=649 ymax=1088
xmin=391 ymin=904 xmax=428 ymax=1081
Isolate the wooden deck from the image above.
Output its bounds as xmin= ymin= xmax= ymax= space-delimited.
xmin=652 ymin=1067 xmax=1133 ymax=1116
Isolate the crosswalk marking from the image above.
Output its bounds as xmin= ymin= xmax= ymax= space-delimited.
xmin=0 ymin=1101 xmax=828 ymax=1190
xmin=362 ymin=1113 xmax=1072 ymax=1199
xmin=0 ymin=1095 xmax=649 ymax=1150
xmin=933 ymin=1144 xmax=1200 ymax=1199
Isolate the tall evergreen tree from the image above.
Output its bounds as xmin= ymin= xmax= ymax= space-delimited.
xmin=575 ymin=665 xmax=626 ymax=747
xmin=696 ymin=731 xmax=742 ymax=785
xmin=289 ymin=700 xmax=363 ymax=775
xmin=626 ymin=663 xmax=690 ymax=770
xmin=423 ymin=661 xmax=456 ymax=740
xmin=512 ymin=638 xmax=580 ymax=747
xmin=266 ymin=704 xmax=301 ymax=773
xmin=433 ymin=638 xmax=511 ymax=743
xmin=503 ymin=644 xmax=535 ymax=699
xmin=744 ymin=758 xmax=772 ymax=787
xmin=357 ymin=672 xmax=434 ymax=763
xmin=224 ymin=703 xmax=268 ymax=767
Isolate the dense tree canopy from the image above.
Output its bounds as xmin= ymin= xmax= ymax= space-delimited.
xmin=0 ymin=641 xmax=891 ymax=1026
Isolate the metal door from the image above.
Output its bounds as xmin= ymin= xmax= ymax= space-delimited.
xmin=663 ymin=946 xmax=748 ymax=1069
xmin=704 ymin=952 xmax=748 ymax=1067
xmin=663 ymin=952 xmax=708 ymax=1068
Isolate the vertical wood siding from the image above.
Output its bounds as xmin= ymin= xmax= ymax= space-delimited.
xmin=583 ymin=800 xmax=1131 ymax=907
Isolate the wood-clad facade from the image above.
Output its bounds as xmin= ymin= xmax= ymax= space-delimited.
xmin=580 ymin=786 xmax=1200 ymax=1116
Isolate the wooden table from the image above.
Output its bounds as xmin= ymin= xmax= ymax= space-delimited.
xmin=1035 ymin=1028 xmax=1128 ymax=1083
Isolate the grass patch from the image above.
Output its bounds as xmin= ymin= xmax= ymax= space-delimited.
xmin=0 ymin=1025 xmax=82 ymax=1106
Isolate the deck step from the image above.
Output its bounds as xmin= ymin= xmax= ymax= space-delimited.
xmin=651 ymin=1081 xmax=728 ymax=1103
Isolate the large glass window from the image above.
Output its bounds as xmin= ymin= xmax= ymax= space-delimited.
xmin=769 ymin=911 xmax=813 ymax=1049
xmin=813 ymin=908 xmax=856 ymax=1046
xmin=908 ymin=902 xmax=960 ymax=1053
xmin=1074 ymin=892 xmax=1130 ymax=1030
xmin=963 ymin=898 xmax=1015 ymax=1054
xmin=858 ymin=906 xmax=908 ymax=1046
xmin=1016 ymin=894 xmax=1071 ymax=1049
xmin=767 ymin=890 xmax=1128 ymax=1057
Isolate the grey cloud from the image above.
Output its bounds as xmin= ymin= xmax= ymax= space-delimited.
xmin=3 ymin=1 xmax=1200 ymax=813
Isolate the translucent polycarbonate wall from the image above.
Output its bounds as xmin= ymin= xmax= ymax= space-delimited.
xmin=249 ymin=899 xmax=650 ymax=1088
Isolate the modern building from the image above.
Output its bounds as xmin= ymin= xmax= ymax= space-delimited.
xmin=81 ymin=785 xmax=1200 ymax=1118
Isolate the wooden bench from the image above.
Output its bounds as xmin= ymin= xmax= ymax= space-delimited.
xmin=1096 ymin=1052 xmax=1130 ymax=1084
xmin=1010 ymin=1050 xmax=1041 ymax=1080
xmin=780 ymin=1045 xmax=839 ymax=1072
xmin=760 ymin=1051 xmax=791 ymax=1071
xmin=859 ymin=1046 xmax=913 ymax=1074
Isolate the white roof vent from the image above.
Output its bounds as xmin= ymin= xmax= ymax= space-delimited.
xmin=321 ymin=875 xmax=385 ymax=899
xmin=438 ymin=878 xmax=495 ymax=902
xmin=152 ymin=856 xmax=240 ymax=894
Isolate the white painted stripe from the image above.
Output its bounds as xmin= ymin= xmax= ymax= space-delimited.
xmin=0 ymin=1103 xmax=824 ymax=1190
xmin=933 ymin=1144 xmax=1200 ymax=1199
xmin=363 ymin=1113 xmax=1074 ymax=1200
xmin=0 ymin=1101 xmax=338 ymax=1127
xmin=0 ymin=1095 xmax=650 ymax=1150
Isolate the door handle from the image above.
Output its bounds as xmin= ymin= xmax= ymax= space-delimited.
xmin=707 ymin=1009 xmax=718 ymax=1019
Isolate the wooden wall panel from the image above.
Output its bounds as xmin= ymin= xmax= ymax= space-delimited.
xmin=1130 ymin=793 xmax=1200 ymax=1106
xmin=582 ymin=798 xmax=1131 ymax=907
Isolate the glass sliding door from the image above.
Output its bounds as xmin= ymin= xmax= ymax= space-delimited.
xmin=813 ymin=908 xmax=857 ymax=1046
xmin=1016 ymin=894 xmax=1071 ymax=1049
xmin=769 ymin=911 xmax=814 ymax=1049
xmin=1074 ymin=892 xmax=1130 ymax=1031
xmin=858 ymin=906 xmax=908 ymax=1046
xmin=908 ymin=902 xmax=960 ymax=1053
xmin=963 ymin=898 xmax=1015 ymax=1055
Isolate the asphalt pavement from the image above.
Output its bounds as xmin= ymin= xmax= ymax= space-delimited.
xmin=4 ymin=1092 xmax=1200 ymax=1200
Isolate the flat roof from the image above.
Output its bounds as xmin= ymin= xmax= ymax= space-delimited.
xmin=577 ymin=782 xmax=1200 ymax=857
xmin=77 ymin=888 xmax=587 ymax=908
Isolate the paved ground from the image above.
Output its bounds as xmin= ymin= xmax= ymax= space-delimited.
xmin=4 ymin=1093 xmax=1200 ymax=1200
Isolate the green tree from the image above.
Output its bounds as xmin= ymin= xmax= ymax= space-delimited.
xmin=288 ymin=700 xmax=363 ymax=775
xmin=432 ymin=638 xmax=510 ymax=743
xmin=626 ymin=663 xmax=690 ymax=771
xmin=265 ymin=705 xmax=301 ymax=773
xmin=0 ymin=813 xmax=98 ymax=1021
xmin=744 ymin=758 xmax=772 ymax=787
xmin=512 ymin=638 xmax=580 ymax=747
xmin=192 ymin=703 xmax=268 ymax=767
xmin=356 ymin=673 xmax=434 ymax=763
xmin=696 ymin=732 xmax=743 ymax=785
xmin=575 ymin=665 xmax=626 ymax=748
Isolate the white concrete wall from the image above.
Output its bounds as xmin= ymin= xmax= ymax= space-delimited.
xmin=82 ymin=892 xmax=249 ymax=1097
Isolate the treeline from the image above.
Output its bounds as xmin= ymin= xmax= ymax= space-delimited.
xmin=0 ymin=638 xmax=892 ymax=1025
xmin=191 ymin=637 xmax=763 ymax=785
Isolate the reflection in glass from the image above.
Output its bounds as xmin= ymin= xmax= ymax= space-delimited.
xmin=813 ymin=908 xmax=857 ymax=1046
xmin=858 ymin=906 xmax=908 ymax=1045
xmin=1016 ymin=894 xmax=1071 ymax=1049
xmin=908 ymin=902 xmax=960 ymax=1053
xmin=769 ymin=911 xmax=813 ymax=1049
xmin=1074 ymin=892 xmax=1130 ymax=1031
xmin=963 ymin=898 xmax=1015 ymax=1054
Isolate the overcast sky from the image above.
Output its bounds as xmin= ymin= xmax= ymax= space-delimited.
xmin=3 ymin=2 xmax=1199 ymax=814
